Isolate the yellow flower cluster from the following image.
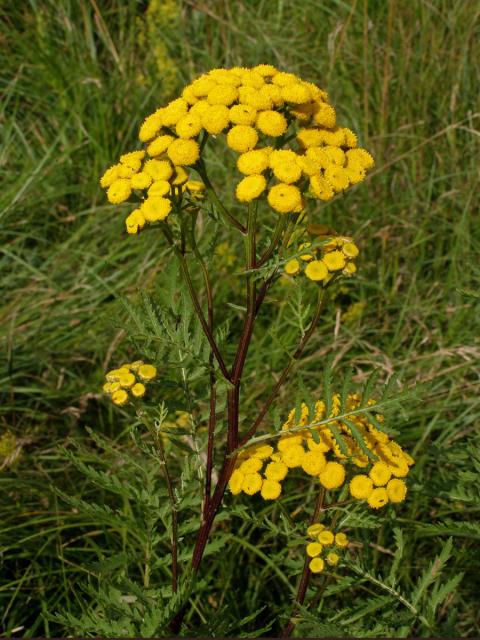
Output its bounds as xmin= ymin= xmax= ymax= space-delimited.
xmin=229 ymin=393 xmax=414 ymax=510
xmin=305 ymin=523 xmax=349 ymax=573
xmin=100 ymin=146 xmax=205 ymax=234
xmin=102 ymin=360 xmax=157 ymax=405
xmin=99 ymin=65 xmax=374 ymax=232
xmin=285 ymin=231 xmax=359 ymax=283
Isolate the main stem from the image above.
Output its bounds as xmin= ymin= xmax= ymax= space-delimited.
xmin=188 ymin=215 xmax=217 ymax=517
xmin=227 ymin=202 xmax=257 ymax=452
xmin=170 ymin=209 xmax=320 ymax=631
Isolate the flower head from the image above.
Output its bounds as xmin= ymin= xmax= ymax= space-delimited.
xmin=103 ymin=361 xmax=157 ymax=405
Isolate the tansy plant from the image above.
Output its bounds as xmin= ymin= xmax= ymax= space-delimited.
xmin=90 ymin=65 xmax=415 ymax=635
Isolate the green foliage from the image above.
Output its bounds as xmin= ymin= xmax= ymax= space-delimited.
xmin=1 ymin=0 xmax=479 ymax=637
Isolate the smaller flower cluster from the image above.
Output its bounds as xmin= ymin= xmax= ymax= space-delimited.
xmin=102 ymin=361 xmax=157 ymax=405
xmin=229 ymin=393 xmax=414 ymax=511
xmin=285 ymin=233 xmax=359 ymax=283
xmin=100 ymin=149 xmax=205 ymax=235
xmin=305 ymin=523 xmax=349 ymax=573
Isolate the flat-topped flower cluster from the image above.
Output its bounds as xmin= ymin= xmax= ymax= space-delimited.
xmin=285 ymin=229 xmax=359 ymax=283
xmin=305 ymin=523 xmax=349 ymax=574
xmin=99 ymin=65 xmax=374 ymax=234
xmin=103 ymin=361 xmax=157 ymax=405
xmin=229 ymin=393 xmax=414 ymax=510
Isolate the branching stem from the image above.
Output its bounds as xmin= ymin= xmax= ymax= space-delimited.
xmin=159 ymin=223 xmax=230 ymax=381
xmin=239 ymin=288 xmax=326 ymax=447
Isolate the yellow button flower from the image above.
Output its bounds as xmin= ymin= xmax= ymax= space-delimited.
xmin=310 ymin=175 xmax=334 ymax=201
xmin=267 ymin=183 xmax=302 ymax=214
xmin=238 ymin=86 xmax=272 ymax=111
xmin=306 ymin=542 xmax=323 ymax=557
xmin=239 ymin=457 xmax=263 ymax=474
xmin=189 ymin=100 xmax=210 ymax=118
xmin=277 ymin=435 xmax=303 ymax=451
xmin=262 ymin=83 xmax=283 ymax=106
xmin=147 ymin=134 xmax=175 ymax=157
xmin=324 ymin=165 xmax=350 ymax=192
xmin=236 ymin=175 xmax=267 ymax=202
xmin=138 ymin=113 xmax=163 ymax=141
xmin=318 ymin=530 xmax=334 ymax=545
xmin=237 ymin=149 xmax=269 ymax=175
xmin=301 ymin=450 xmax=327 ymax=476
xmin=281 ymin=444 xmax=305 ymax=468
xmin=125 ymin=210 xmax=144 ymax=235
xmin=251 ymin=444 xmax=274 ymax=459
xmin=342 ymin=242 xmax=359 ymax=258
xmin=148 ymin=181 xmax=171 ymax=197
xmin=229 ymin=469 xmax=244 ymax=495
xmin=175 ymin=113 xmax=202 ymax=139
xmin=323 ymin=251 xmax=346 ymax=271
xmin=265 ymin=461 xmax=289 ymax=481
xmin=144 ymin=159 xmax=173 ymax=181
xmin=334 ymin=532 xmax=348 ymax=548
xmin=229 ymin=103 xmax=257 ymax=125
xmin=239 ymin=70 xmax=264 ymax=89
xmin=167 ymin=139 xmax=200 ymax=165
xmin=369 ymin=462 xmax=392 ymax=487
xmin=118 ymin=372 xmax=136 ymax=388
xmin=344 ymin=262 xmax=357 ymax=275
xmin=100 ymin=164 xmax=121 ymax=188
xmin=297 ymin=129 xmax=323 ymax=148
xmin=241 ymin=472 xmax=263 ymax=495
xmin=136 ymin=364 xmax=157 ymax=381
xmin=111 ymin=389 xmax=128 ymax=406
xmin=120 ymin=150 xmax=145 ymax=171
xmin=260 ymin=479 xmax=282 ymax=500
xmin=272 ymin=160 xmax=302 ymax=184
xmin=319 ymin=461 xmax=345 ymax=489
xmin=349 ymin=474 xmax=374 ymax=499
xmin=386 ymin=478 xmax=407 ymax=503
xmin=131 ymin=382 xmax=146 ymax=398
xmin=346 ymin=148 xmax=374 ymax=169
xmin=201 ymin=104 xmax=230 ymax=134
xmin=141 ymin=197 xmax=172 ymax=222
xmin=284 ymin=258 xmax=300 ymax=276
xmin=307 ymin=437 xmax=330 ymax=453
xmin=160 ymin=98 xmax=188 ymax=126
xmin=207 ymin=84 xmax=238 ymax=106
xmin=107 ymin=179 xmax=132 ymax=204
xmin=306 ymin=523 xmax=325 ymax=537
xmin=227 ymin=125 xmax=258 ymax=153
xmin=346 ymin=164 xmax=366 ymax=185
xmin=272 ymin=71 xmax=298 ymax=86
xmin=389 ymin=459 xmax=410 ymax=478
xmin=281 ymin=83 xmax=312 ymax=104
xmin=367 ymin=487 xmax=389 ymax=509
xmin=171 ymin=166 xmax=189 ymax=185
xmin=131 ymin=172 xmax=153 ymax=189
xmin=309 ymin=557 xmax=325 ymax=573
xmin=190 ymin=76 xmax=217 ymax=97
xmin=326 ymin=552 xmax=340 ymax=566
xmin=305 ymin=260 xmax=328 ymax=282
xmin=313 ymin=103 xmax=336 ymax=128
xmin=256 ymin=110 xmax=288 ymax=137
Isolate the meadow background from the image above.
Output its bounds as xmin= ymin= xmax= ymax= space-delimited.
xmin=1 ymin=0 xmax=479 ymax=636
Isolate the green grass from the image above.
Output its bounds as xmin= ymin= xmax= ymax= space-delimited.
xmin=1 ymin=0 xmax=479 ymax=636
